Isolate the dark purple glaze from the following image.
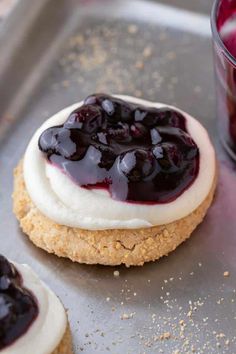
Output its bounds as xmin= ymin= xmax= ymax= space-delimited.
xmin=0 ymin=255 xmax=38 ymax=350
xmin=39 ymin=94 xmax=199 ymax=203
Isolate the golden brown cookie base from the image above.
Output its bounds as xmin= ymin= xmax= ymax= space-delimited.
xmin=13 ymin=161 xmax=217 ymax=266
xmin=52 ymin=324 xmax=73 ymax=354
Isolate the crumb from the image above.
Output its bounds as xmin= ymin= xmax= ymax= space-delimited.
xmin=121 ymin=313 xmax=134 ymax=320
xmin=128 ymin=24 xmax=138 ymax=34
xmin=135 ymin=61 xmax=144 ymax=69
xmin=187 ymin=311 xmax=192 ymax=317
xmin=223 ymin=271 xmax=230 ymax=277
xmin=160 ymin=332 xmax=171 ymax=340
xmin=113 ymin=270 xmax=120 ymax=277
xmin=143 ymin=46 xmax=152 ymax=58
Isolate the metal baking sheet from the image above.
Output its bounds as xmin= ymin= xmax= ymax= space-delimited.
xmin=1 ymin=0 xmax=236 ymax=353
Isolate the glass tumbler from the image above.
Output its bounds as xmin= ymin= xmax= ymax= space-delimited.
xmin=211 ymin=0 xmax=236 ymax=159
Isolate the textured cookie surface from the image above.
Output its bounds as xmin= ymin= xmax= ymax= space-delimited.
xmin=13 ymin=161 xmax=216 ymax=266
xmin=52 ymin=324 xmax=73 ymax=354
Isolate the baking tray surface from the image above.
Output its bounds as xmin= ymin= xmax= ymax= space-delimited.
xmin=0 ymin=1 xmax=236 ymax=353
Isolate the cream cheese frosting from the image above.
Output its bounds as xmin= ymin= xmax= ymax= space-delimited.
xmin=3 ymin=262 xmax=67 ymax=354
xmin=23 ymin=96 xmax=216 ymax=230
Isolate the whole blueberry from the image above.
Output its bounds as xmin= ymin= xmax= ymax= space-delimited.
xmin=158 ymin=142 xmax=182 ymax=172
xmin=118 ymin=149 xmax=155 ymax=181
xmin=65 ymin=105 xmax=103 ymax=133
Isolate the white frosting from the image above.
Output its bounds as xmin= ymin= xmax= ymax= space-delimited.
xmin=3 ymin=263 xmax=67 ymax=354
xmin=23 ymin=96 xmax=216 ymax=230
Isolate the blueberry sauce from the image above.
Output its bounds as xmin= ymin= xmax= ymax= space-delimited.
xmin=0 ymin=255 xmax=38 ymax=350
xmin=39 ymin=94 xmax=199 ymax=203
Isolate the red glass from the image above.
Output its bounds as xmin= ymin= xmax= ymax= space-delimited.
xmin=211 ymin=0 xmax=236 ymax=159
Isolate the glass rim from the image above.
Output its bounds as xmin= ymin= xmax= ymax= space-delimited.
xmin=211 ymin=0 xmax=236 ymax=66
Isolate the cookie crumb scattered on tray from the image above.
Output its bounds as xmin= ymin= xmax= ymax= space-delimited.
xmin=121 ymin=313 xmax=135 ymax=320
xmin=127 ymin=24 xmax=138 ymax=34
xmin=113 ymin=270 xmax=120 ymax=277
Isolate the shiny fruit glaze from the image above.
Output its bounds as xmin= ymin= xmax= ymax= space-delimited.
xmin=39 ymin=94 xmax=199 ymax=203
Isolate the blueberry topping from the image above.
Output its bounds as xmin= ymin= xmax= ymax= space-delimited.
xmin=0 ymin=255 xmax=38 ymax=350
xmin=39 ymin=94 xmax=199 ymax=203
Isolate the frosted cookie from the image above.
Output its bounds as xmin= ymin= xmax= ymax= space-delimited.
xmin=0 ymin=255 xmax=72 ymax=353
xmin=13 ymin=94 xmax=217 ymax=266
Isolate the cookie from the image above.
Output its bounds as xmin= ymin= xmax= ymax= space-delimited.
xmin=13 ymin=94 xmax=217 ymax=266
xmin=0 ymin=254 xmax=73 ymax=353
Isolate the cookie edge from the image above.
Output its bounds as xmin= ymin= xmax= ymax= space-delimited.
xmin=52 ymin=322 xmax=73 ymax=354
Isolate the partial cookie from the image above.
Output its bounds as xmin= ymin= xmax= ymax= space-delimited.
xmin=13 ymin=161 xmax=216 ymax=266
xmin=53 ymin=325 xmax=73 ymax=354
xmin=0 ymin=254 xmax=73 ymax=353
